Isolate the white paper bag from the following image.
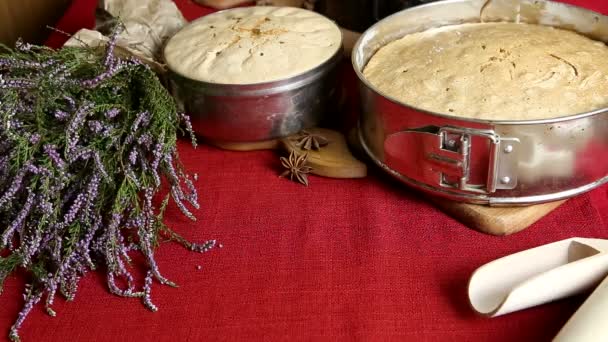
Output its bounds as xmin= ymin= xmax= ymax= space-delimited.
xmin=98 ymin=0 xmax=187 ymax=62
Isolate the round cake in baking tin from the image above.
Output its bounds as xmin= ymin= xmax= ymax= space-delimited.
xmin=362 ymin=22 xmax=608 ymax=120
xmin=164 ymin=6 xmax=342 ymax=85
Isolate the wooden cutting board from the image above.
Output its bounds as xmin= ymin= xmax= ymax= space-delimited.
xmin=431 ymin=198 xmax=566 ymax=236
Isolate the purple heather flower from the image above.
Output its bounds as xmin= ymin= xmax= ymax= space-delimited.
xmin=81 ymin=59 xmax=126 ymax=88
xmin=137 ymin=188 xmax=176 ymax=288
xmin=66 ymin=103 xmax=93 ymax=154
xmin=128 ymin=148 xmax=138 ymax=165
xmin=151 ymin=143 xmax=164 ymax=187
xmin=8 ymin=119 xmax=23 ymax=130
xmin=68 ymin=147 xmax=92 ymax=162
xmin=43 ymin=144 xmax=66 ymax=169
xmin=54 ymin=110 xmax=70 ymax=121
xmin=63 ymin=96 xmax=76 ymax=111
xmin=117 ymin=237 xmax=133 ymax=266
xmin=47 ymin=64 xmax=70 ymax=85
xmin=105 ymin=108 xmax=120 ymax=119
xmin=125 ymin=243 xmax=140 ymax=252
xmin=100 ymin=125 xmax=114 ymax=138
xmin=142 ymin=187 xmax=154 ymax=225
xmin=67 ymin=148 xmax=108 ymax=178
xmin=115 ymin=253 xmax=135 ymax=293
xmin=92 ymin=152 xmax=109 ymax=180
xmin=171 ymin=186 xmax=195 ymax=221
xmin=142 ymin=271 xmax=158 ymax=312
xmin=9 ymin=289 xmax=43 ymax=341
xmin=20 ymin=226 xmax=44 ymax=267
xmin=137 ymin=133 xmax=152 ymax=148
xmin=164 ymin=152 xmax=199 ymax=209
xmin=139 ymin=153 xmax=149 ymax=174
xmin=107 ymin=272 xmax=143 ymax=298
xmin=88 ymin=120 xmax=103 ymax=134
xmin=0 ymin=163 xmax=29 ymax=209
xmin=124 ymin=111 xmax=150 ymax=145
xmin=140 ymin=238 xmax=176 ymax=288
xmin=0 ymin=58 xmax=50 ymax=70
xmin=62 ymin=192 xmax=86 ymax=227
xmin=28 ymin=133 xmax=41 ymax=145
xmin=183 ymin=178 xmax=198 ymax=206
xmin=38 ymin=198 xmax=53 ymax=216
xmin=104 ymin=212 xmax=123 ymax=269
xmin=163 ymin=152 xmax=180 ymax=184
xmin=62 ymin=271 xmax=81 ymax=302
xmin=126 ymin=214 xmax=143 ymax=230
xmin=190 ymin=240 xmax=217 ymax=253
xmin=45 ymin=280 xmax=58 ymax=317
xmin=1 ymin=190 xmax=37 ymax=249
xmin=104 ymin=26 xmax=121 ymax=67
xmin=126 ymin=56 xmax=144 ymax=66
xmin=14 ymin=38 xmax=34 ymax=52
xmin=87 ymin=120 xmax=114 ymax=138
xmin=80 ymin=219 xmax=101 ymax=269
xmin=0 ymin=76 xmax=36 ymax=90
xmin=82 ymin=174 xmax=101 ymax=220
xmin=179 ymin=113 xmax=197 ymax=148
xmin=126 ymin=167 xmax=141 ymax=188
xmin=25 ymin=164 xmax=50 ymax=177
xmin=105 ymin=216 xmax=139 ymax=295
xmin=0 ymin=58 xmax=18 ymax=68
xmin=51 ymin=234 xmax=63 ymax=265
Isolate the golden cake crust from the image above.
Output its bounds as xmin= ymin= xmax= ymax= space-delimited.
xmin=363 ymin=23 xmax=608 ymax=120
xmin=165 ymin=6 xmax=341 ymax=84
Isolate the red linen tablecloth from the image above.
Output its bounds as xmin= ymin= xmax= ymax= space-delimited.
xmin=2 ymin=0 xmax=608 ymax=341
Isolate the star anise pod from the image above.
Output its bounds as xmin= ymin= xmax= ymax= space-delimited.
xmin=295 ymin=130 xmax=329 ymax=151
xmin=280 ymin=151 xmax=313 ymax=186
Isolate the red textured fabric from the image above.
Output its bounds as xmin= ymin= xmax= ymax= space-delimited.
xmin=1 ymin=1 xmax=608 ymax=341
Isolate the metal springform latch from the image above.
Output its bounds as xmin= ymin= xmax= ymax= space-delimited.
xmin=428 ymin=127 xmax=520 ymax=194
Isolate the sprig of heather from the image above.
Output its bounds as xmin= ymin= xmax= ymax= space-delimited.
xmin=0 ymin=27 xmax=215 ymax=341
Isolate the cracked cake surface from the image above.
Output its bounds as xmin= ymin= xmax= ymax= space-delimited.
xmin=362 ymin=22 xmax=608 ymax=120
xmin=164 ymin=6 xmax=341 ymax=84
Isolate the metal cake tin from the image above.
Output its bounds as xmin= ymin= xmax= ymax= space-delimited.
xmin=353 ymin=0 xmax=608 ymax=205
xmin=165 ymin=9 xmax=343 ymax=143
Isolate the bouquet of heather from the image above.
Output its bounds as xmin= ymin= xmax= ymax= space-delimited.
xmin=0 ymin=33 xmax=215 ymax=341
